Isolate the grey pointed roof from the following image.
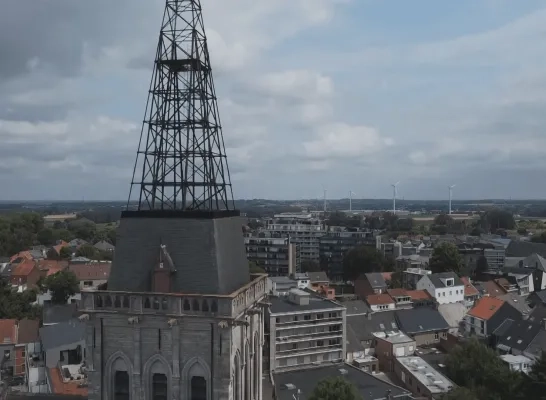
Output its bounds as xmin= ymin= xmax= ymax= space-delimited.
xmin=395 ymin=308 xmax=450 ymax=334
xmin=428 ymin=272 xmax=463 ymax=288
xmin=365 ymin=272 xmax=387 ymax=288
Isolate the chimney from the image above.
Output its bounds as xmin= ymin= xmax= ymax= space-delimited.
xmin=367 ymin=312 xmax=372 ymax=320
xmin=385 ymin=389 xmax=393 ymax=400
xmin=152 ymin=244 xmax=175 ymax=293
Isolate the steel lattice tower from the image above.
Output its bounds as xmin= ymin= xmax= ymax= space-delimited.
xmin=129 ymin=0 xmax=234 ymax=211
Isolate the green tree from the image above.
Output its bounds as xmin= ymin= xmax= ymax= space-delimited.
xmin=387 ymin=270 xmax=403 ymax=289
xmin=429 ymin=242 xmax=464 ymax=274
xmin=76 ymin=244 xmax=99 ymax=259
xmin=42 ymin=270 xmax=80 ymax=304
xmin=434 ymin=213 xmax=454 ymax=226
xmin=479 ymin=209 xmax=516 ymax=233
xmin=445 ymin=337 xmax=524 ymax=400
xmin=525 ymin=351 xmax=546 ymax=400
xmin=308 ymin=377 xmax=362 ymax=400
xmin=37 ymin=228 xmax=55 ymax=246
xmin=474 ymin=255 xmax=489 ymax=279
xmin=343 ymin=245 xmax=393 ymax=281
xmin=441 ymin=387 xmax=479 ymax=400
xmin=0 ymin=277 xmax=42 ymax=320
xmin=470 ymin=227 xmax=484 ymax=236
xmin=301 ymin=260 xmax=321 ymax=273
xmin=59 ymin=246 xmax=72 ymax=260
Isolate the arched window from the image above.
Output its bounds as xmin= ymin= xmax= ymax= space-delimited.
xmin=123 ymin=296 xmax=130 ymax=308
xmin=245 ymin=342 xmax=251 ymax=400
xmin=152 ymin=373 xmax=168 ymax=400
xmin=95 ymin=295 xmax=103 ymax=308
xmin=211 ymin=300 xmax=218 ymax=313
xmin=105 ymin=296 xmax=112 ymax=307
xmin=233 ymin=353 xmax=241 ymax=400
xmin=191 ymin=376 xmax=207 ymax=400
xmin=144 ymin=298 xmax=151 ymax=309
xmin=114 ymin=371 xmax=129 ymax=400
xmin=161 ymin=297 xmax=168 ymax=310
xmin=153 ymin=297 xmax=160 ymax=310
xmin=192 ymin=299 xmax=200 ymax=311
xmin=114 ymin=296 xmax=121 ymax=308
xmin=183 ymin=299 xmax=191 ymax=311
xmin=202 ymin=300 xmax=209 ymax=312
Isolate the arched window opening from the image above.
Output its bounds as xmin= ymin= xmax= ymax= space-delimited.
xmin=114 ymin=296 xmax=121 ymax=308
xmin=202 ymin=300 xmax=209 ymax=312
xmin=105 ymin=296 xmax=112 ymax=307
xmin=191 ymin=376 xmax=207 ymax=400
xmin=153 ymin=297 xmax=160 ymax=310
xmin=144 ymin=298 xmax=151 ymax=309
xmin=183 ymin=299 xmax=191 ymax=311
xmin=114 ymin=371 xmax=130 ymax=400
xmin=211 ymin=300 xmax=218 ymax=313
xmin=253 ymin=336 xmax=259 ymax=400
xmin=234 ymin=354 xmax=241 ymax=400
xmin=95 ymin=295 xmax=103 ymax=308
xmin=161 ymin=297 xmax=168 ymax=310
xmin=245 ymin=342 xmax=250 ymax=400
xmin=152 ymin=373 xmax=168 ymax=400
xmin=192 ymin=299 xmax=200 ymax=311
xmin=123 ymin=296 xmax=130 ymax=308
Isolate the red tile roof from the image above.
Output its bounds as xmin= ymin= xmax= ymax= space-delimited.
xmin=406 ymin=290 xmax=432 ymax=301
xmin=11 ymin=260 xmax=36 ymax=277
xmin=10 ymin=251 xmax=33 ymax=263
xmin=68 ymin=263 xmax=111 ymax=281
xmin=381 ymin=272 xmax=393 ymax=282
xmin=482 ymin=280 xmax=507 ymax=297
xmin=461 ymin=277 xmax=480 ymax=297
xmin=0 ymin=319 xmax=16 ymax=344
xmin=467 ymin=297 xmax=505 ymax=320
xmin=52 ymin=241 xmax=69 ymax=255
xmin=366 ymin=293 xmax=394 ymax=306
xmin=387 ymin=288 xmax=408 ymax=297
xmin=48 ymin=367 xmax=88 ymax=396
xmin=38 ymin=260 xmax=69 ymax=276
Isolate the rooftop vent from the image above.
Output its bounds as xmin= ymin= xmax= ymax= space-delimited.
xmin=283 ymin=383 xmax=296 ymax=390
xmin=339 ymin=368 xmax=348 ymax=375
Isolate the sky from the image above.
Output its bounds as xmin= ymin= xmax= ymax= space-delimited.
xmin=2 ymin=0 xmax=546 ymax=201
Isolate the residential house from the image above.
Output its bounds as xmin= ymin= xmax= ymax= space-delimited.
xmin=522 ymin=329 xmax=546 ymax=361
xmin=374 ymin=331 xmax=416 ymax=372
xmin=266 ymin=288 xmax=345 ymax=372
xmin=94 ymin=240 xmax=115 ymax=253
xmin=67 ymin=239 xmax=88 ymax=252
xmin=366 ymin=294 xmax=396 ymax=312
xmin=501 ymin=267 xmax=535 ymax=296
xmin=505 ymin=241 xmax=546 ymax=260
xmin=494 ymin=277 xmax=520 ymax=295
xmin=494 ymin=319 xmax=543 ymax=357
xmin=47 ymin=241 xmax=70 ymax=260
xmin=394 ymin=356 xmax=455 ymax=399
xmin=267 ymin=276 xmax=297 ymax=296
xmin=68 ymin=263 xmax=111 ymax=290
xmin=406 ymin=290 xmax=435 ymax=308
xmin=500 ymin=354 xmax=534 ymax=374
xmin=416 ymin=272 xmax=465 ymax=305
xmin=307 ymin=271 xmax=330 ymax=291
xmin=479 ymin=279 xmax=507 ymax=297
xmin=0 ymin=319 xmax=39 ymax=380
xmin=10 ymin=260 xmax=41 ymax=291
xmin=464 ymin=297 xmax=522 ymax=338
xmin=387 ymin=289 xmax=413 ymax=309
xmin=345 ymin=311 xmax=399 ymax=358
xmin=395 ymin=308 xmax=450 ymax=346
xmin=292 ymin=273 xmax=310 ymax=289
xmin=355 ymin=272 xmax=388 ymax=298
xmin=498 ymin=293 xmax=531 ymax=319
xmin=272 ymin=363 xmax=411 ymax=400
xmin=396 ymin=255 xmax=429 ymax=274
xmin=438 ymin=303 xmax=468 ymax=334
xmin=460 ymin=277 xmax=480 ymax=308
xmin=37 ymin=260 xmax=68 ymax=278
xmin=402 ymin=268 xmax=431 ymax=290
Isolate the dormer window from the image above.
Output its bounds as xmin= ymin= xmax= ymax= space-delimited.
xmin=445 ymin=278 xmax=454 ymax=287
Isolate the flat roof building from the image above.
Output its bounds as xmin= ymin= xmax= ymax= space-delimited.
xmin=394 ymin=356 xmax=455 ymax=398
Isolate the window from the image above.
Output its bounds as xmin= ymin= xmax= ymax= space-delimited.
xmin=317 ymin=340 xmax=324 ymax=347
xmin=114 ymin=371 xmax=130 ymax=400
xmin=152 ymin=373 xmax=168 ymax=400
xmin=22 ymin=350 xmax=26 ymax=357
xmin=304 ymin=315 xmax=311 ymax=321
xmin=292 ymin=343 xmax=297 ymax=350
xmin=293 ymin=316 xmax=298 ymax=321
xmin=316 ymin=313 xmax=324 ymax=319
xmin=84 ymin=280 xmax=93 ymax=287
xmin=191 ymin=376 xmax=207 ymax=400
xmin=4 ymin=350 xmax=11 ymax=359
xmin=276 ymin=317 xmax=280 ymax=323
xmin=434 ymin=332 xmax=439 ymax=340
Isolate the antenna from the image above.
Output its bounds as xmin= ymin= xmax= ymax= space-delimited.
xmin=391 ymin=182 xmax=400 ymax=214
xmin=448 ymin=184 xmax=456 ymax=215
xmin=349 ymin=190 xmax=355 ymax=212
xmin=322 ymin=185 xmax=327 ymax=214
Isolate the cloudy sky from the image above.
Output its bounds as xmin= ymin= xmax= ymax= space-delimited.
xmin=2 ymin=0 xmax=546 ymax=201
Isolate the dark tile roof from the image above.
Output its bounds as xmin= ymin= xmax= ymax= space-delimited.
xmin=365 ymin=272 xmax=387 ymax=288
xmin=17 ymin=319 xmax=40 ymax=344
xmin=428 ymin=272 xmax=463 ymax=288
xmin=307 ymin=271 xmax=328 ymax=283
xmin=492 ymin=318 xmax=514 ymax=337
xmin=269 ymin=293 xmax=342 ymax=314
xmin=496 ymin=320 xmax=543 ymax=352
xmin=342 ymin=300 xmax=371 ymax=316
xmin=346 ymin=324 xmax=365 ymax=353
xmin=533 ymin=290 xmax=546 ymax=304
xmin=39 ymin=319 xmax=86 ymax=351
xmin=43 ymin=303 xmax=78 ymax=325
xmin=93 ymin=240 xmax=115 ymax=251
xmin=524 ymin=329 xmax=546 ymax=360
xmin=506 ymin=241 xmax=546 ymax=259
xmin=529 ymin=305 xmax=546 ymax=323
xmin=395 ymin=308 xmax=450 ymax=334
xmin=498 ymin=293 xmax=531 ymax=317
xmin=273 ymin=363 xmax=410 ymax=400
xmin=347 ymin=311 xmax=399 ymax=341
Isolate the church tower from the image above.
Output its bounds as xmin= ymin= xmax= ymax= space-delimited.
xmin=79 ymin=1 xmax=266 ymax=399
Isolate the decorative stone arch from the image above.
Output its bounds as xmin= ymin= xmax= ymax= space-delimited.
xmin=143 ymin=354 xmax=172 ymax=400
xmin=181 ymin=357 xmax=212 ymax=400
xmin=232 ymin=351 xmax=241 ymax=400
xmin=104 ymin=351 xmax=133 ymax=400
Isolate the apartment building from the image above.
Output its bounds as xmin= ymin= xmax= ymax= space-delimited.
xmin=245 ymin=233 xmax=300 ymax=276
xmin=266 ymin=289 xmax=346 ymax=372
xmin=319 ymin=230 xmax=374 ymax=281
xmin=264 ymin=213 xmax=326 ymax=262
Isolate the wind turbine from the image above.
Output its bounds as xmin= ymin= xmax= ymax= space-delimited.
xmin=448 ymin=184 xmax=456 ymax=215
xmin=391 ymin=182 xmax=400 ymax=214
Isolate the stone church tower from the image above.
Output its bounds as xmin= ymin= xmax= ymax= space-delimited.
xmin=78 ymin=1 xmax=266 ymax=400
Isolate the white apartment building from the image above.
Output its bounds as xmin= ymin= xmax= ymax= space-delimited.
xmin=264 ymin=213 xmax=326 ymax=262
xmin=266 ymin=289 xmax=346 ymax=372
xmin=416 ymin=272 xmax=465 ymax=305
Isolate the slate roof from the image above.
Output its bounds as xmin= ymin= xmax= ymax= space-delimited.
xmin=94 ymin=240 xmax=115 ymax=252
xmin=346 ymin=324 xmax=365 ymax=353
xmin=428 ymin=272 xmax=463 ymax=288
xmin=467 ymin=297 xmax=504 ymax=320
xmin=496 ymin=320 xmax=543 ymax=352
xmin=39 ymin=319 xmax=86 ymax=351
xmin=365 ymin=272 xmax=387 ymax=288
xmin=273 ymin=364 xmax=410 ymax=400
xmin=521 ymin=253 xmax=546 ymax=271
xmin=492 ymin=318 xmax=514 ymax=337
xmin=395 ymin=308 xmax=450 ymax=334
xmin=269 ymin=293 xmax=342 ymax=314
xmin=43 ymin=303 xmax=78 ymax=325
xmin=506 ymin=241 xmax=546 ymax=259
xmin=498 ymin=293 xmax=531 ymax=317
xmin=524 ymin=330 xmax=546 ymax=360
xmin=528 ymin=305 xmax=546 ymax=323
xmin=346 ymin=311 xmax=398 ymax=342
xmin=342 ymin=300 xmax=371 ymax=316
xmin=533 ymin=290 xmax=546 ymax=305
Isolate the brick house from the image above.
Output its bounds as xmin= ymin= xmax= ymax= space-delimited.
xmin=10 ymin=260 xmax=41 ymax=290
xmin=0 ymin=319 xmax=40 ymax=379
